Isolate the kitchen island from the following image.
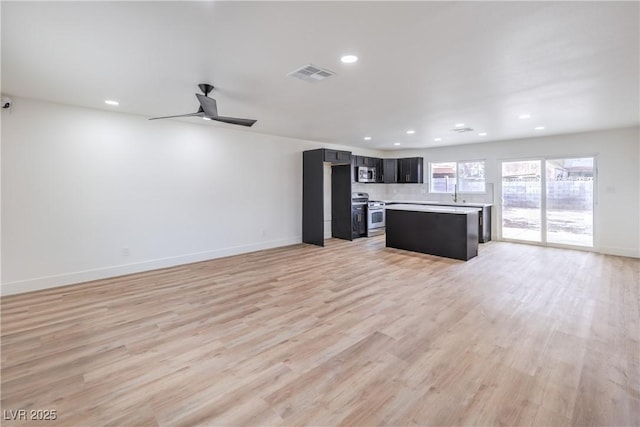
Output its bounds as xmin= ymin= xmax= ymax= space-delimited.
xmin=386 ymin=204 xmax=480 ymax=260
xmin=385 ymin=200 xmax=492 ymax=243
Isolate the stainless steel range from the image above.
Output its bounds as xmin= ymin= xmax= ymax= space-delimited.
xmin=367 ymin=200 xmax=386 ymax=237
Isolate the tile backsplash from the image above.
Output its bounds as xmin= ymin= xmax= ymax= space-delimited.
xmin=352 ymin=183 xmax=387 ymax=201
xmin=353 ymin=182 xmax=495 ymax=204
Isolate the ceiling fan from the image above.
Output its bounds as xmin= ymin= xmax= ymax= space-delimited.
xmin=149 ymin=83 xmax=257 ymax=127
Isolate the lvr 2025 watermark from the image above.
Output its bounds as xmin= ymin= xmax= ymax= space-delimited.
xmin=3 ymin=409 xmax=57 ymax=421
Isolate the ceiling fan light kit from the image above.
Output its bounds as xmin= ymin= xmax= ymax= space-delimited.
xmin=149 ymin=83 xmax=256 ymax=127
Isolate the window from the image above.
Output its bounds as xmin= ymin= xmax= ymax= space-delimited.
xmin=429 ymin=160 xmax=485 ymax=193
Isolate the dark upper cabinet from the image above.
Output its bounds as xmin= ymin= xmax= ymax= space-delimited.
xmin=375 ymin=158 xmax=383 ymax=182
xmin=354 ymin=155 xmax=379 ymax=168
xmin=382 ymin=158 xmax=398 ymax=183
xmin=323 ymin=149 xmax=351 ymax=164
xmin=351 ymin=153 xmax=422 ymax=184
xmin=397 ymin=157 xmax=424 ymax=183
xmin=353 ymin=156 xmax=383 ymax=183
xmin=364 ymin=156 xmax=378 ymax=167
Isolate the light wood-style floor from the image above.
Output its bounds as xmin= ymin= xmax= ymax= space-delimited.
xmin=1 ymin=237 xmax=639 ymax=426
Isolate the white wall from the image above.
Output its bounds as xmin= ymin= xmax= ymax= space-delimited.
xmin=2 ymin=98 xmax=637 ymax=295
xmin=384 ymin=126 xmax=640 ymax=257
xmin=0 ymin=98 xmax=380 ymax=295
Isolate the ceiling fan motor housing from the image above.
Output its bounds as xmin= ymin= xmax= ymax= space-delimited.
xmin=199 ymin=84 xmax=214 ymax=96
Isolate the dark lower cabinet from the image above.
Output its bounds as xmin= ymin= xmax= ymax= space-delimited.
xmin=386 ymin=209 xmax=479 ymax=261
xmin=387 ymin=202 xmax=493 ymax=243
xmin=352 ymin=205 xmax=367 ymax=238
xmin=437 ymin=204 xmax=491 ymax=243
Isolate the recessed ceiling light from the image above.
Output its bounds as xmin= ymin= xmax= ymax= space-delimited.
xmin=363 ymin=136 xmax=372 ymax=140
xmin=434 ymin=138 xmax=442 ymax=142
xmin=202 ymin=117 xmax=212 ymax=121
xmin=534 ymin=126 xmax=545 ymax=130
xmin=455 ymin=123 xmax=465 ymax=127
xmin=393 ymin=142 xmax=401 ymax=146
xmin=478 ymin=132 xmax=487 ymax=136
xmin=519 ymin=114 xmax=531 ymax=119
xmin=341 ymin=55 xmax=358 ymax=64
xmin=104 ymin=100 xmax=119 ymax=106
xmin=406 ymin=130 xmax=415 ymax=134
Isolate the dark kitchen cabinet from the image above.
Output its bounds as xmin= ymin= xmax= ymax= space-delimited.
xmin=388 ymin=201 xmax=493 ymax=244
xmin=382 ymin=158 xmax=398 ymax=183
xmin=397 ymin=157 xmax=424 ymax=183
xmin=331 ymin=165 xmax=353 ymax=240
xmin=352 ymin=204 xmax=367 ymax=238
xmin=386 ymin=208 xmax=479 ymax=261
xmin=437 ymin=204 xmax=491 ymax=243
xmin=354 ymin=155 xmax=379 ymax=168
xmin=350 ymin=153 xmax=422 ymax=184
xmin=303 ymin=149 xmax=352 ymax=247
xmin=375 ymin=158 xmax=384 ymax=183
xmin=323 ymin=149 xmax=351 ymax=164
xmin=353 ymin=156 xmax=383 ymax=183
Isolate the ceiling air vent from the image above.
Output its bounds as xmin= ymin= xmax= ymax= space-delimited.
xmin=287 ymin=64 xmax=336 ymax=82
xmin=451 ymin=127 xmax=474 ymax=133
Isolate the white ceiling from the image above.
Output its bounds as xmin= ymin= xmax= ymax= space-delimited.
xmin=2 ymin=1 xmax=638 ymax=150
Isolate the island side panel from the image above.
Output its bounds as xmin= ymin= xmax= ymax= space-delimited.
xmin=481 ymin=206 xmax=491 ymax=243
xmin=466 ymin=211 xmax=480 ymax=259
xmin=386 ymin=209 xmax=479 ymax=260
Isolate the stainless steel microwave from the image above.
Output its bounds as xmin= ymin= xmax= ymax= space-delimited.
xmin=357 ymin=166 xmax=376 ymax=183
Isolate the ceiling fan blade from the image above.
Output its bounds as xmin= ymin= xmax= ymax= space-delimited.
xmin=149 ymin=112 xmax=204 ymax=120
xmin=151 ymin=84 xmax=257 ymax=127
xmin=211 ymin=115 xmax=257 ymax=127
xmin=195 ymin=94 xmax=218 ymax=117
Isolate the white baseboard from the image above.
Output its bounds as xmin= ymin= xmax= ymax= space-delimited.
xmin=493 ymin=237 xmax=639 ymax=259
xmin=598 ymin=246 xmax=640 ymax=258
xmin=1 ymin=236 xmax=302 ymax=296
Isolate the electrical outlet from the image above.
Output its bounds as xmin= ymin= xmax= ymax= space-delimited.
xmin=122 ymin=247 xmax=130 ymax=257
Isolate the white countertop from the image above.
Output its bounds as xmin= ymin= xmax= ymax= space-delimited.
xmin=384 ymin=200 xmax=493 ymax=208
xmin=386 ymin=204 xmax=482 ymax=214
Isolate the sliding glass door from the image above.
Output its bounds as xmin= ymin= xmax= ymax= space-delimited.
xmin=545 ymin=158 xmax=594 ymax=247
xmin=501 ymin=160 xmax=542 ymax=242
xmin=501 ymin=157 xmax=594 ymax=248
